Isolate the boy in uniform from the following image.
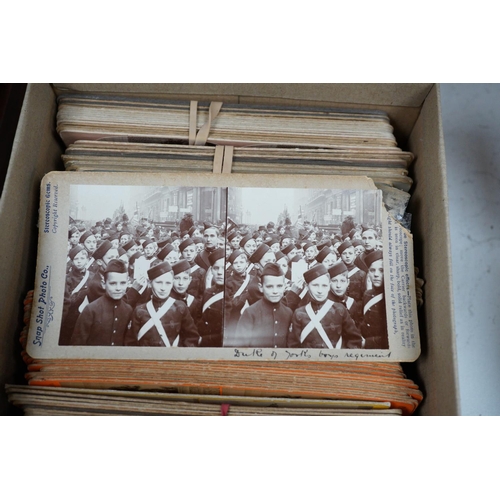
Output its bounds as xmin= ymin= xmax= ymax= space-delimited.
xmin=142 ymin=238 xmax=159 ymax=266
xmin=360 ymin=250 xmax=388 ymax=349
xmin=287 ymin=264 xmax=362 ymax=349
xmin=170 ymin=259 xmax=203 ymax=326
xmin=123 ymin=239 xmax=138 ymax=259
xmin=195 ymin=225 xmax=220 ymax=271
xmin=229 ymin=243 xmax=276 ymax=317
xmin=338 ymin=240 xmax=367 ymax=302
xmin=157 ymin=243 xmax=180 ymax=265
xmin=71 ymin=259 xmax=132 ymax=346
xmin=274 ymin=250 xmax=290 ymax=280
xmin=227 ymin=230 xmax=242 ymax=250
xmin=303 ymin=242 xmax=318 ymax=268
xmin=79 ymin=230 xmax=98 ymax=272
xmin=239 ymin=234 xmax=257 ymax=258
xmin=328 ymin=261 xmax=362 ymax=328
xmin=224 ymin=249 xmax=254 ymax=335
xmin=179 ymin=237 xmax=206 ymax=300
xmin=316 ymin=246 xmax=338 ymax=270
xmin=87 ymin=240 xmax=119 ymax=302
xmin=68 ymin=227 xmax=80 ymax=248
xmin=60 ymin=245 xmax=93 ymax=345
xmin=127 ymin=261 xmax=200 ymax=347
xmin=229 ymin=262 xmax=292 ymax=348
xmin=355 ymin=228 xmax=379 ymax=273
xmin=198 ymin=248 xmax=225 ymax=347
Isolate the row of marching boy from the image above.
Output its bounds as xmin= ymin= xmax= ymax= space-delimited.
xmin=61 ymin=215 xmax=387 ymax=350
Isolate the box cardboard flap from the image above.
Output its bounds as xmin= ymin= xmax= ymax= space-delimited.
xmin=53 ymin=83 xmax=434 ymax=108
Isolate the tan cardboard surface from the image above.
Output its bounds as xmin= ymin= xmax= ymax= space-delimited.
xmin=0 ymin=83 xmax=458 ymax=414
xmin=408 ymin=84 xmax=459 ymax=415
xmin=0 ymin=84 xmax=62 ymax=414
xmin=53 ymin=83 xmax=434 ymax=108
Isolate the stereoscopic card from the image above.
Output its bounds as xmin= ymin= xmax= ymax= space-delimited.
xmin=27 ymin=171 xmax=420 ymax=362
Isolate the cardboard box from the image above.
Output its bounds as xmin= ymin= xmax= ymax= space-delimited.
xmin=0 ymin=83 xmax=459 ymax=415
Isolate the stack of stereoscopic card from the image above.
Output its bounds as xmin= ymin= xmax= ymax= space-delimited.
xmin=56 ymin=95 xmax=399 ymax=149
xmin=6 ymin=385 xmax=408 ymax=416
xmin=14 ymin=291 xmax=422 ymax=415
xmin=62 ymin=142 xmax=414 ymax=193
xmin=8 ymin=94 xmax=424 ymax=416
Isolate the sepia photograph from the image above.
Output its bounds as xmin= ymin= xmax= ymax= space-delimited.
xmin=223 ymin=187 xmax=387 ymax=350
xmin=60 ymin=183 xmax=226 ymax=348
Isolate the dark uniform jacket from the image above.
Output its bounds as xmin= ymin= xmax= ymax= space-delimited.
xmin=60 ymin=267 xmax=93 ymax=345
xmin=87 ymin=271 xmax=106 ymax=303
xmin=85 ymin=257 xmax=100 ymax=274
xmin=345 ymin=264 xmax=367 ymax=302
xmin=224 ymin=272 xmax=252 ymax=334
xmin=187 ymin=262 xmax=206 ymax=300
xmin=331 ymin=293 xmax=362 ymax=328
xmin=354 ymin=249 xmax=375 ymax=274
xmin=287 ymin=298 xmax=362 ymax=349
xmin=198 ymin=284 xmax=224 ymax=347
xmin=87 ymin=269 xmax=149 ymax=308
xmin=127 ymin=296 xmax=199 ymax=347
xmin=71 ymin=294 xmax=132 ymax=346
xmin=170 ymin=289 xmax=202 ymax=326
xmin=230 ymin=298 xmax=292 ymax=348
xmin=195 ymin=248 xmax=215 ymax=271
xmin=361 ymin=288 xmax=388 ymax=349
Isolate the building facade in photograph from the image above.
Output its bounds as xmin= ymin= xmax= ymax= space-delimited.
xmin=139 ymin=186 xmax=226 ymax=224
xmin=296 ymin=189 xmax=382 ymax=229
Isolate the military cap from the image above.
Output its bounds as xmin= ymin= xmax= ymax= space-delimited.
xmin=274 ymin=250 xmax=286 ymax=261
xmin=179 ymin=238 xmax=195 ymax=252
xmin=79 ymin=230 xmax=93 ymax=244
xmin=228 ymin=249 xmax=246 ymax=264
xmin=208 ymin=248 xmax=225 ymax=266
xmin=227 ymin=230 xmax=240 ymax=242
xmin=103 ymin=259 xmax=127 ymax=275
xmin=68 ymin=244 xmax=86 ymax=261
xmin=364 ymin=250 xmax=383 ymax=270
xmin=328 ymin=261 xmax=348 ymax=279
xmin=93 ymin=240 xmax=113 ymax=260
xmin=157 ymin=244 xmax=176 ymax=261
xmin=303 ymin=264 xmax=328 ymax=284
xmin=239 ymin=234 xmax=254 ymax=248
xmin=172 ymin=259 xmax=191 ymax=276
xmin=338 ymin=240 xmax=353 ymax=256
xmin=147 ymin=261 xmax=173 ymax=280
xmin=250 ymin=243 xmax=271 ymax=264
xmin=122 ymin=240 xmax=135 ymax=252
xmin=316 ymin=247 xmax=333 ymax=264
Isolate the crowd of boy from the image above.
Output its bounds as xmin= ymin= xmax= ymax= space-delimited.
xmin=60 ymin=211 xmax=388 ymax=350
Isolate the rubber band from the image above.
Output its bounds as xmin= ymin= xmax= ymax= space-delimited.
xmin=222 ymin=145 xmax=234 ymax=173
xmin=195 ymin=101 xmax=223 ymax=146
xmin=188 ymin=101 xmax=198 ymax=145
xmin=213 ymin=145 xmax=224 ymax=174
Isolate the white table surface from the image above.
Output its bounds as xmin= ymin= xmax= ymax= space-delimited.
xmin=440 ymin=83 xmax=500 ymax=415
